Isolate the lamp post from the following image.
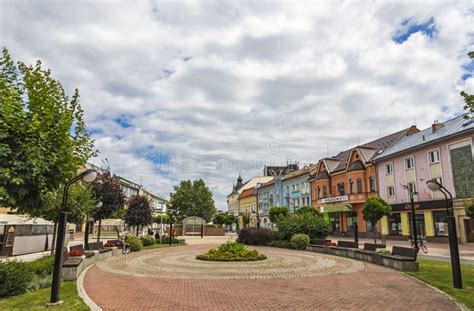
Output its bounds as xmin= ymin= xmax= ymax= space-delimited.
xmin=159 ymin=202 xmax=164 ymax=244
xmin=402 ymin=184 xmax=418 ymax=251
xmin=49 ymin=169 xmax=97 ymax=305
xmin=426 ymin=179 xmax=462 ymax=289
xmin=85 ymin=201 xmax=102 ymax=250
xmin=255 ymin=185 xmax=260 ymax=229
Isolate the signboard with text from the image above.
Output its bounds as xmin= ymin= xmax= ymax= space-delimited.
xmin=320 ymin=195 xmax=349 ymax=204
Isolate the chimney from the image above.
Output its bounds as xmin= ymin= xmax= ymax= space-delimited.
xmin=406 ymin=125 xmax=420 ymax=136
xmin=432 ymin=120 xmax=444 ymax=133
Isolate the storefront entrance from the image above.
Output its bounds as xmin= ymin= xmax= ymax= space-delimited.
xmin=408 ymin=213 xmax=426 ymax=238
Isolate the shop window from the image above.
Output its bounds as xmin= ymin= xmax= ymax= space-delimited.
xmin=329 ymin=213 xmax=340 ymax=232
xmin=346 ymin=212 xmax=358 ymax=232
xmin=349 ymin=179 xmax=354 ymax=193
xmin=389 ymin=213 xmax=402 ymax=235
xmin=369 ymin=176 xmax=375 ymax=192
xmin=365 ymin=221 xmax=373 ymax=233
xmin=408 ymin=213 xmax=426 ymax=237
xmin=433 ymin=211 xmax=449 ymax=236
xmin=357 ymin=178 xmax=362 ymax=193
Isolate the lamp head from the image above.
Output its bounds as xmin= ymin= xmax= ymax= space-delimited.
xmin=426 ymin=179 xmax=441 ymax=191
xmin=81 ymin=169 xmax=97 ymax=183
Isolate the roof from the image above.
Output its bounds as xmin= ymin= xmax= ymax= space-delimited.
xmin=239 ymin=188 xmax=256 ymax=199
xmin=281 ymin=165 xmax=315 ymax=182
xmin=374 ymin=114 xmax=474 ymax=161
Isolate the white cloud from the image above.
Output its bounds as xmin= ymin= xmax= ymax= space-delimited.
xmin=1 ymin=0 xmax=473 ymax=209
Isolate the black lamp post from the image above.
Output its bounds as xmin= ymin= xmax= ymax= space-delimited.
xmin=426 ymin=179 xmax=462 ymax=289
xmin=255 ymin=185 xmax=260 ymax=229
xmin=50 ymin=169 xmax=97 ymax=305
xmin=402 ymin=184 xmax=419 ymax=251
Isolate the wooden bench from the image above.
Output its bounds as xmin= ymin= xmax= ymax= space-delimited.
xmin=363 ymin=243 xmax=386 ymax=252
xmin=88 ymin=241 xmax=112 ymax=253
xmin=310 ymin=239 xmax=331 ymax=246
xmin=383 ymin=246 xmax=417 ymax=261
xmin=337 ymin=240 xmax=359 ymax=249
xmin=70 ymin=244 xmax=95 ymax=258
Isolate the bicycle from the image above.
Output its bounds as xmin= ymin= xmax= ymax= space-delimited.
xmin=409 ymin=237 xmax=428 ymax=254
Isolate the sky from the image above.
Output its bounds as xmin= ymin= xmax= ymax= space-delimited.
xmin=1 ymin=0 xmax=474 ymax=211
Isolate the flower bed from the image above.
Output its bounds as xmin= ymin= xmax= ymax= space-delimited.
xmin=196 ymin=241 xmax=266 ymax=262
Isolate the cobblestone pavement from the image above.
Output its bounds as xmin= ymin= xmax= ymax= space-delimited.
xmin=83 ymin=244 xmax=459 ymax=310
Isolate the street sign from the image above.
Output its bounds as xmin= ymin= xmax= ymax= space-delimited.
xmin=404 ymin=203 xmax=420 ymax=210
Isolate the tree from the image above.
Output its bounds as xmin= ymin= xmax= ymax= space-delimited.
xmin=296 ymin=205 xmax=319 ymax=216
xmin=91 ymin=170 xmax=125 ymax=241
xmin=269 ymin=206 xmax=290 ymax=223
xmin=152 ymin=213 xmax=170 ymax=224
xmin=213 ymin=213 xmax=227 ymax=226
xmin=275 ymin=212 xmax=331 ymax=240
xmin=0 ymin=48 xmax=96 ymax=217
xmin=225 ymin=214 xmax=237 ymax=227
xmin=124 ymin=195 xmax=153 ymax=236
xmin=466 ymin=203 xmax=474 ymax=219
xmin=167 ymin=179 xmax=216 ymax=222
xmin=460 ymin=51 xmax=474 ymax=120
xmin=362 ymin=197 xmax=391 ymax=243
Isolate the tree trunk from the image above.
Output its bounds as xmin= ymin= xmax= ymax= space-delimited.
xmin=97 ymin=219 xmax=102 ymax=242
xmin=136 ymin=226 xmax=139 ymax=236
xmin=51 ymin=221 xmax=58 ymax=256
xmin=373 ymin=224 xmax=377 ymax=243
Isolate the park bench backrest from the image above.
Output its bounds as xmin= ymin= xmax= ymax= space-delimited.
xmin=311 ymin=239 xmax=331 ymax=245
xmin=88 ymin=241 xmax=104 ymax=250
xmin=62 ymin=247 xmax=69 ymax=262
xmin=337 ymin=241 xmax=359 ymax=249
xmin=70 ymin=244 xmax=84 ymax=252
xmin=363 ymin=243 xmax=386 ymax=251
xmin=392 ymin=246 xmax=417 ymax=260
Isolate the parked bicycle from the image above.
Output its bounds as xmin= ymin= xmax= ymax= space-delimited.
xmin=409 ymin=236 xmax=428 ymax=254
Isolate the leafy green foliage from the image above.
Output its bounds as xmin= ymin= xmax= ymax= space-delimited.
xmin=0 ymin=261 xmax=34 ymax=298
xmin=168 ymin=179 xmax=216 ymax=222
xmin=296 ymin=205 xmax=319 ymax=215
xmin=275 ymin=212 xmax=331 ymax=240
xmin=124 ymin=194 xmax=153 ymax=235
xmin=153 ymin=213 xmax=170 ymax=224
xmin=0 ymin=48 xmax=96 ymax=216
xmin=460 ymin=51 xmax=474 ymax=120
xmin=27 ymin=255 xmax=54 ymax=278
xmin=213 ymin=212 xmax=236 ymax=226
xmin=237 ymin=227 xmax=273 ymax=245
xmin=465 ymin=203 xmax=474 ymax=219
xmin=363 ymin=197 xmax=391 ymax=242
xmin=125 ymin=235 xmax=143 ymax=252
xmin=196 ymin=241 xmax=266 ymax=261
xmin=140 ymin=235 xmax=155 ymax=246
xmin=269 ymin=206 xmax=290 ymax=223
xmin=290 ymin=233 xmax=310 ymax=249
xmin=155 ymin=236 xmax=184 ymax=244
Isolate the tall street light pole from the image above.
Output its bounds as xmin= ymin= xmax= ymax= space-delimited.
xmin=255 ymin=184 xmax=260 ymax=229
xmin=402 ymin=184 xmax=418 ymax=251
xmin=426 ymin=179 xmax=462 ymax=289
xmin=159 ymin=202 xmax=164 ymax=244
xmin=49 ymin=169 xmax=97 ymax=305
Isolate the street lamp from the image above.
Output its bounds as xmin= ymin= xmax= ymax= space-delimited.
xmin=255 ymin=184 xmax=260 ymax=229
xmin=426 ymin=179 xmax=462 ymax=289
xmin=402 ymin=184 xmax=419 ymax=251
xmin=49 ymin=169 xmax=97 ymax=305
xmin=159 ymin=202 xmax=164 ymax=244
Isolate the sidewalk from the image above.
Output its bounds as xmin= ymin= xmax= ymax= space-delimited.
xmin=329 ymin=235 xmax=474 ymax=265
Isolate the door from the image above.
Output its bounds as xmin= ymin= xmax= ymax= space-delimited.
xmin=465 ymin=219 xmax=474 ymax=243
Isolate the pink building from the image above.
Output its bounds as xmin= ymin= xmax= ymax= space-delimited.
xmin=374 ymin=115 xmax=474 ymax=243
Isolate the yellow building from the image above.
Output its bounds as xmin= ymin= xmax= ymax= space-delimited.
xmin=238 ymin=188 xmax=258 ymax=228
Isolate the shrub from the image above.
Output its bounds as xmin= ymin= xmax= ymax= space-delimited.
xmin=27 ymin=255 xmax=54 ymax=277
xmin=290 ymin=233 xmax=310 ymax=250
xmin=156 ymin=237 xmax=183 ymax=244
xmin=69 ymin=249 xmax=84 ymax=257
xmin=140 ymin=235 xmax=155 ymax=246
xmin=275 ymin=212 xmax=331 ymax=240
xmin=269 ymin=206 xmax=290 ymax=223
xmin=268 ymin=240 xmax=298 ymax=249
xmin=237 ymin=227 xmax=273 ymax=245
xmin=0 ymin=261 xmax=34 ymax=298
xmin=196 ymin=241 xmax=266 ymax=261
xmin=126 ymin=235 xmax=143 ymax=252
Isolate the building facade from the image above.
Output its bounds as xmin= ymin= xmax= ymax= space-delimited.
xmin=309 ymin=128 xmax=417 ymax=237
xmin=238 ymin=188 xmax=257 ymax=228
xmin=374 ymin=115 xmax=474 ymax=243
xmin=280 ymin=166 xmax=314 ymax=213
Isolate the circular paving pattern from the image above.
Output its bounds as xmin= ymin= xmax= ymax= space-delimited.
xmin=96 ymin=246 xmax=364 ymax=279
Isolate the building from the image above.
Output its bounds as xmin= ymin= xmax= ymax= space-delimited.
xmin=280 ymin=165 xmax=315 ymax=213
xmin=226 ymin=174 xmax=273 ymax=217
xmin=309 ymin=127 xmax=418 ymax=238
xmin=238 ymin=188 xmax=257 ymax=228
xmin=374 ymin=115 xmax=474 ymax=243
xmin=256 ymin=178 xmax=276 ymax=227
xmin=139 ymin=187 xmax=168 ymax=217
xmin=263 ymin=163 xmax=299 ymax=176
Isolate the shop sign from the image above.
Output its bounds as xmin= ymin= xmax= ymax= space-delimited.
xmin=321 ymin=195 xmax=349 ymax=204
xmin=404 ymin=203 xmax=420 ymax=210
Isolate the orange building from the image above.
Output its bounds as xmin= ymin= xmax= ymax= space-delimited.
xmin=309 ymin=127 xmax=418 ymax=237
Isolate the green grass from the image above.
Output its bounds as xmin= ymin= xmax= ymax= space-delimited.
xmin=406 ymin=259 xmax=474 ymax=310
xmin=0 ymin=281 xmax=88 ymax=310
xmin=142 ymin=243 xmax=184 ymax=250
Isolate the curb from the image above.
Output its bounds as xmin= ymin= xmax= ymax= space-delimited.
xmin=402 ymin=273 xmax=469 ymax=311
xmin=77 ymin=264 xmax=102 ymax=311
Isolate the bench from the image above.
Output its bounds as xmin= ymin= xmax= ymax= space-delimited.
xmin=310 ymin=239 xmax=331 ymax=245
xmin=337 ymin=240 xmax=359 ymax=249
xmin=383 ymin=246 xmax=417 ymax=261
xmin=61 ymin=247 xmax=85 ymax=281
xmin=88 ymin=241 xmax=112 ymax=253
xmin=70 ymin=244 xmax=95 ymax=258
xmin=363 ymin=243 xmax=386 ymax=252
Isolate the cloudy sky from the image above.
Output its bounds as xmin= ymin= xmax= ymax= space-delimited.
xmin=1 ymin=0 xmax=473 ymax=210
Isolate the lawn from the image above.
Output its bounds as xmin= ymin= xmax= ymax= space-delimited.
xmin=406 ymin=259 xmax=474 ymax=310
xmin=0 ymin=281 xmax=88 ymax=311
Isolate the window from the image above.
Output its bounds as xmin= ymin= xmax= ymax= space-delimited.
xmin=346 ymin=212 xmax=358 ymax=232
xmin=357 ymin=178 xmax=362 ymax=193
xmin=338 ymin=183 xmax=345 ymax=195
xmin=349 ymin=179 xmax=354 ymax=193
xmin=385 ymin=163 xmax=393 ymax=175
xmin=365 ymin=221 xmax=373 ymax=233
xmin=317 ymin=186 xmax=321 ymax=198
xmin=389 ymin=214 xmax=402 ymax=235
xmin=433 ymin=211 xmax=449 ymax=236
xmin=369 ymin=176 xmax=375 ymax=192
xmin=323 ymin=186 xmax=328 ymax=198
xmin=387 ymin=186 xmax=395 ymax=197
xmin=407 ymin=182 xmax=417 ymax=194
xmin=428 ymin=149 xmax=440 ymax=164
xmin=405 ymin=157 xmax=414 ymax=170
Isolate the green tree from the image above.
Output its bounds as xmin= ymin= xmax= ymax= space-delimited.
xmin=296 ymin=205 xmax=319 ymax=216
xmin=225 ymin=214 xmax=237 ymax=227
xmin=362 ymin=197 xmax=392 ymax=243
xmin=91 ymin=170 xmax=125 ymax=241
xmin=213 ymin=213 xmax=227 ymax=226
xmin=152 ymin=213 xmax=170 ymax=224
xmin=460 ymin=51 xmax=474 ymax=120
xmin=0 ymin=47 xmax=96 ymax=217
xmin=167 ymin=179 xmax=216 ymax=222
xmin=124 ymin=195 xmax=153 ymax=236
xmin=466 ymin=203 xmax=474 ymax=219
xmin=275 ymin=212 xmax=331 ymax=240
xmin=269 ymin=206 xmax=290 ymax=223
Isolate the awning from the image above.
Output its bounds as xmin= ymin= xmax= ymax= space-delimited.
xmin=321 ymin=203 xmax=352 ymax=213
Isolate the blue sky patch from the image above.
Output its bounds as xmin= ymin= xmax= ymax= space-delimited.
xmin=393 ymin=17 xmax=436 ymax=43
xmin=146 ymin=153 xmax=170 ymax=165
xmin=114 ymin=115 xmax=132 ymax=128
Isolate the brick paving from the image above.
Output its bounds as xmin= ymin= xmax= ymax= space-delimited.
xmin=83 ymin=244 xmax=459 ymax=310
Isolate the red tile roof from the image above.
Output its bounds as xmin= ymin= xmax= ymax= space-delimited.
xmin=239 ymin=188 xmax=255 ymax=199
